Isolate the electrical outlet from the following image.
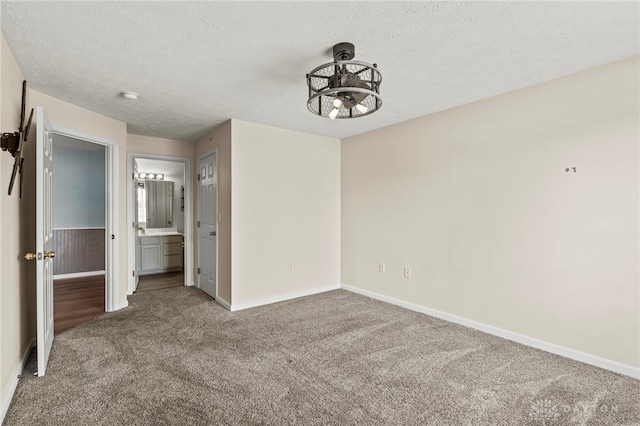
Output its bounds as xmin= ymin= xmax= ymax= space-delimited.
xmin=379 ymin=262 xmax=385 ymax=273
xmin=288 ymin=263 xmax=294 ymax=271
xmin=403 ymin=267 xmax=412 ymax=279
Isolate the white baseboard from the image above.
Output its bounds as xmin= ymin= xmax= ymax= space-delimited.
xmin=341 ymin=284 xmax=639 ymax=380
xmin=215 ymin=296 xmax=232 ymax=311
xmin=1 ymin=338 xmax=35 ymax=424
xmin=54 ymin=270 xmax=105 ymax=280
xmin=109 ymin=300 xmax=129 ymax=312
xmin=230 ymin=284 xmax=340 ymax=312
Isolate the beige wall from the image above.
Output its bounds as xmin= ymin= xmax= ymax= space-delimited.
xmin=342 ymin=58 xmax=640 ymax=368
xmin=128 ymin=134 xmax=194 ymax=159
xmin=28 ymin=90 xmax=129 ymax=309
xmin=231 ymin=120 xmax=341 ymax=307
xmin=0 ymin=33 xmax=31 ymax=420
xmin=194 ymin=120 xmax=341 ymax=308
xmin=195 ymin=121 xmax=232 ymax=303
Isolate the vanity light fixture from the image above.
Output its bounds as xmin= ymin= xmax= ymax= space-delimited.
xmin=137 ymin=172 xmax=164 ymax=180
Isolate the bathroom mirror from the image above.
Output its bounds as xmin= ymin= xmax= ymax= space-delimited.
xmin=137 ymin=180 xmax=174 ymax=228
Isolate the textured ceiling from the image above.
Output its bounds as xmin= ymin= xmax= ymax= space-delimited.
xmin=2 ymin=2 xmax=638 ymax=142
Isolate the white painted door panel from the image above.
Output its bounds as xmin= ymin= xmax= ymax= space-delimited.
xmin=36 ymin=106 xmax=54 ymax=377
xmin=198 ymin=153 xmax=217 ymax=298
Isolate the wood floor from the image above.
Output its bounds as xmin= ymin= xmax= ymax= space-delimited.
xmin=54 ymin=275 xmax=105 ymax=335
xmin=54 ymin=271 xmax=184 ymax=335
xmin=136 ymin=271 xmax=184 ymax=292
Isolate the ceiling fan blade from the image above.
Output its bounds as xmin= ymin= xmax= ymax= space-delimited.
xmin=19 ymin=80 xmax=26 ymax=133
xmin=339 ymin=73 xmax=371 ymax=106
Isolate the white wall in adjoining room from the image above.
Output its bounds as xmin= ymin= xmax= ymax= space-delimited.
xmin=230 ymin=119 xmax=341 ymax=309
xmin=341 ymin=58 xmax=640 ymax=370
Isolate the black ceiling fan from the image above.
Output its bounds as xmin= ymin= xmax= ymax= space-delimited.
xmin=1 ymin=80 xmax=33 ymax=198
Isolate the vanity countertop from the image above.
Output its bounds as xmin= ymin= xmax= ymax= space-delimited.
xmin=138 ymin=228 xmax=183 ymax=237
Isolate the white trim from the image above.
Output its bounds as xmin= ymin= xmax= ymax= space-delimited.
xmin=0 ymin=338 xmax=35 ymax=424
xmin=112 ymin=300 xmax=129 ymax=311
xmin=341 ymin=284 xmax=640 ymax=379
xmin=53 ymin=227 xmax=106 ymax=230
xmin=51 ymin=125 xmax=120 ymax=314
xmin=54 ymin=270 xmax=105 ymax=280
xmin=230 ymin=284 xmax=340 ymax=312
xmin=126 ymin=154 xmax=136 ymax=295
xmin=53 ymin=126 xmax=117 ymax=146
xmin=106 ymin=143 xmax=119 ymax=312
xmin=127 ymin=152 xmax=192 ymax=296
xmin=215 ymin=296 xmax=232 ymax=311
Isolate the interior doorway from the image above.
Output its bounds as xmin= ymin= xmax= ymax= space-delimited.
xmin=127 ymin=154 xmax=192 ymax=294
xmin=51 ymin=134 xmax=107 ymax=334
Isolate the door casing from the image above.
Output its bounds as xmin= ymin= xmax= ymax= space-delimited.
xmin=126 ymin=153 xmax=192 ymax=293
xmin=51 ymin=125 xmax=120 ymax=312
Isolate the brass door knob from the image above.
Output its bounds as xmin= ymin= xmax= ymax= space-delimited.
xmin=24 ymin=251 xmax=55 ymax=260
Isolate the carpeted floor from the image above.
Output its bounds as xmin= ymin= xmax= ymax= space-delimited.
xmin=5 ymin=288 xmax=639 ymax=425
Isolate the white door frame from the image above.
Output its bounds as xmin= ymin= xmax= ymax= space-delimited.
xmin=51 ymin=125 xmax=120 ymax=312
xmin=197 ymin=149 xmax=218 ymax=299
xmin=126 ymin=152 xmax=192 ymax=293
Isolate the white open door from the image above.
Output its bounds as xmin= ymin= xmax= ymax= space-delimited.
xmin=35 ymin=106 xmax=55 ymax=376
xmin=198 ymin=152 xmax=217 ymax=298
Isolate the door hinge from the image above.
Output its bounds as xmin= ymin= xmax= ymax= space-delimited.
xmin=197 ymin=173 xmax=201 ymax=181
xmin=132 ymin=221 xmax=135 ymax=228
xmin=132 ymin=270 xmax=135 ymax=277
xmin=111 ymin=234 xmax=115 ymax=240
xmin=197 ymin=220 xmax=200 ymax=227
xmin=197 ymin=267 xmax=201 ymax=274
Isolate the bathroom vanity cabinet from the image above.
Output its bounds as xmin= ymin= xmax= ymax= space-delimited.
xmin=138 ymin=234 xmax=183 ymax=275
